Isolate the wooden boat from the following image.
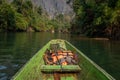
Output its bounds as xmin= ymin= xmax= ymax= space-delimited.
xmin=11 ymin=39 xmax=115 ymax=80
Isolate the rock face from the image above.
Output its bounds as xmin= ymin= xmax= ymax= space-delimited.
xmin=32 ymin=0 xmax=74 ymax=18
xmin=8 ymin=0 xmax=74 ymax=18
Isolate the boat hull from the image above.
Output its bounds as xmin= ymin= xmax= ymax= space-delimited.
xmin=11 ymin=39 xmax=115 ymax=80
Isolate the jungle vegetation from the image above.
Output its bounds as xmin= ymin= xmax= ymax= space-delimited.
xmin=72 ymin=0 xmax=120 ymax=40
xmin=0 ymin=0 xmax=70 ymax=32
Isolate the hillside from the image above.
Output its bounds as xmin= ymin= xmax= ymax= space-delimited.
xmin=8 ymin=0 xmax=74 ymax=18
xmin=0 ymin=0 xmax=72 ymax=32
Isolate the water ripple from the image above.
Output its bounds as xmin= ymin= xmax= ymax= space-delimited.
xmin=0 ymin=65 xmax=7 ymax=70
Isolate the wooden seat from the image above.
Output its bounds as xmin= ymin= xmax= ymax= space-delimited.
xmin=41 ymin=65 xmax=81 ymax=73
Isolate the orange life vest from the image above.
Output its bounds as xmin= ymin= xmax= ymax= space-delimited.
xmin=62 ymin=61 xmax=67 ymax=65
xmin=52 ymin=55 xmax=57 ymax=63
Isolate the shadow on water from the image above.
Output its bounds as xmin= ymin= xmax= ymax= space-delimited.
xmin=0 ymin=32 xmax=120 ymax=80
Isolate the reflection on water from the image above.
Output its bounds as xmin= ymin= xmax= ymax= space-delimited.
xmin=0 ymin=32 xmax=120 ymax=80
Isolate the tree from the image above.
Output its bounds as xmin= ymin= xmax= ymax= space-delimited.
xmin=0 ymin=1 xmax=29 ymax=31
xmin=12 ymin=0 xmax=24 ymax=13
xmin=37 ymin=6 xmax=42 ymax=15
xmin=0 ymin=3 xmax=16 ymax=31
xmin=72 ymin=0 xmax=120 ymax=39
xmin=15 ymin=13 xmax=28 ymax=31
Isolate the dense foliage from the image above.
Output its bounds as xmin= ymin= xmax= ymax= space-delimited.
xmin=73 ymin=0 xmax=120 ymax=40
xmin=0 ymin=0 xmax=70 ymax=32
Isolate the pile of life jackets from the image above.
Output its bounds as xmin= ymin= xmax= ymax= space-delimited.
xmin=44 ymin=50 xmax=78 ymax=65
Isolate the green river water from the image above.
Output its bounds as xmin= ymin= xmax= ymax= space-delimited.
xmin=0 ymin=32 xmax=120 ymax=80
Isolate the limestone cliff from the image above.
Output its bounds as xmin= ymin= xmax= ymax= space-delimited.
xmin=8 ymin=0 xmax=74 ymax=19
xmin=32 ymin=0 xmax=74 ymax=18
